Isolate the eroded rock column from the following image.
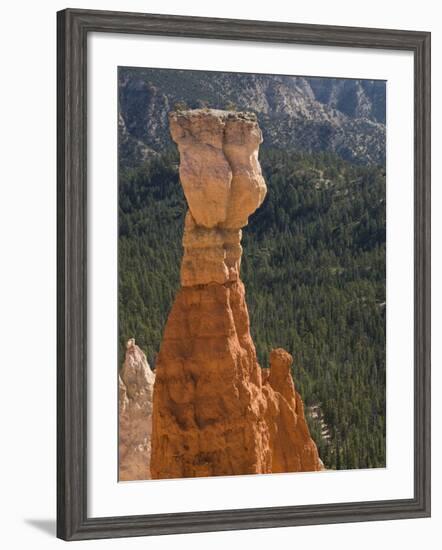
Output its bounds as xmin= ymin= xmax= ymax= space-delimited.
xmin=150 ymin=109 xmax=322 ymax=479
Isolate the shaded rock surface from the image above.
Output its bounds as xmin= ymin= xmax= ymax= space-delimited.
xmin=119 ymin=338 xmax=155 ymax=481
xmin=150 ymin=110 xmax=322 ymax=479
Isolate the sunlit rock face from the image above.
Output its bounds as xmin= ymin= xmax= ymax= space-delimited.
xmin=150 ymin=109 xmax=322 ymax=479
xmin=168 ymin=109 xmax=267 ymax=287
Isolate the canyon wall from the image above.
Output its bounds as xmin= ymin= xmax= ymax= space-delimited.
xmin=150 ymin=109 xmax=322 ymax=479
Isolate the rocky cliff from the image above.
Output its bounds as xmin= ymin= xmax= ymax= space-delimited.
xmin=119 ymin=338 xmax=155 ymax=480
xmin=118 ymin=68 xmax=386 ymax=167
xmin=150 ymin=109 xmax=322 ymax=479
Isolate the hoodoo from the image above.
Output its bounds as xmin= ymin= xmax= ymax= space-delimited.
xmin=150 ymin=109 xmax=322 ymax=479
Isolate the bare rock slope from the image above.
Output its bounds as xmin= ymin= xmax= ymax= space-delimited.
xmin=150 ymin=109 xmax=322 ymax=479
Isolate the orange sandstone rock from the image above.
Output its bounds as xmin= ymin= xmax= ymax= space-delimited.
xmin=150 ymin=109 xmax=322 ymax=479
xmin=151 ymin=280 xmax=272 ymax=478
xmin=266 ymin=349 xmax=323 ymax=473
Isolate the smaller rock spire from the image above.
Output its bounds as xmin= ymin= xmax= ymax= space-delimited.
xmin=119 ymin=339 xmax=155 ymax=481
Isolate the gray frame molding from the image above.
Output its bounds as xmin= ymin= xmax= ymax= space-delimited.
xmin=57 ymin=8 xmax=431 ymax=541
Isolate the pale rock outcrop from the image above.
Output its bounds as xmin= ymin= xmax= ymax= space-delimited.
xmin=150 ymin=109 xmax=322 ymax=479
xmin=119 ymin=338 xmax=155 ymax=481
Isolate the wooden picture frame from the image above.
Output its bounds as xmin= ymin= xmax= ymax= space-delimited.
xmin=57 ymin=8 xmax=431 ymax=541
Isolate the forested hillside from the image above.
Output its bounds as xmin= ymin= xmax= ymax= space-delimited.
xmin=118 ymin=148 xmax=386 ymax=471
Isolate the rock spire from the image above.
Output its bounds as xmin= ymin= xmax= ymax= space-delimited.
xmin=150 ymin=109 xmax=322 ymax=479
xmin=119 ymin=338 xmax=155 ymax=480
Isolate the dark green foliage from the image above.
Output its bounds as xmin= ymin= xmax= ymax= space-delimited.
xmin=118 ymin=148 xmax=386 ymax=471
xmin=118 ymin=150 xmax=184 ymax=366
xmin=173 ymin=101 xmax=188 ymax=112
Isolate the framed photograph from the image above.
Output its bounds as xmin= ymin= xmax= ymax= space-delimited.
xmin=57 ymin=8 xmax=431 ymax=541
